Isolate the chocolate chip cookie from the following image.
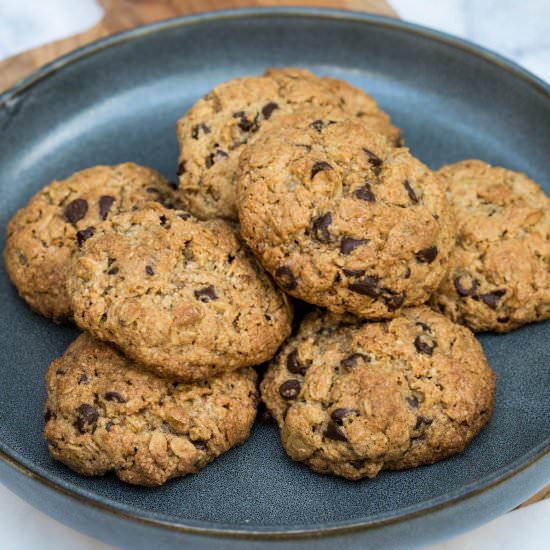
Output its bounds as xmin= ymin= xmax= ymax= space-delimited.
xmin=176 ymin=67 xmax=402 ymax=220
xmin=44 ymin=333 xmax=258 ymax=486
xmin=237 ymin=113 xmax=455 ymax=319
xmin=430 ymin=160 xmax=550 ymax=332
xmin=67 ymin=203 xmax=293 ymax=381
xmin=3 ymin=163 xmax=179 ymax=322
xmin=261 ymin=307 xmax=495 ymax=480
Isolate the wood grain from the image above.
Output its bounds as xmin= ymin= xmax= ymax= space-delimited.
xmin=0 ymin=0 xmax=547 ymax=509
xmin=0 ymin=0 xmax=396 ymax=91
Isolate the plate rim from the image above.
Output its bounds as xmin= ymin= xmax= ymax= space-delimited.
xmin=1 ymin=6 xmax=549 ymax=539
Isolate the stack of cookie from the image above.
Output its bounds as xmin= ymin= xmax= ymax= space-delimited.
xmin=4 ymin=68 xmax=549 ymax=486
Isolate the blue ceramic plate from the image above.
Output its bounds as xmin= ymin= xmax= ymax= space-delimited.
xmin=0 ymin=8 xmax=549 ymax=550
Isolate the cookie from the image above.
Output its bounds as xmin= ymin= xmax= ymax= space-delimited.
xmin=430 ymin=160 xmax=550 ymax=332
xmin=176 ymin=67 xmax=402 ymax=220
xmin=237 ymin=113 xmax=455 ymax=319
xmin=261 ymin=307 xmax=495 ymax=480
xmin=44 ymin=333 xmax=258 ymax=486
xmin=3 ymin=163 xmax=179 ymax=322
xmin=67 ymin=203 xmax=293 ymax=381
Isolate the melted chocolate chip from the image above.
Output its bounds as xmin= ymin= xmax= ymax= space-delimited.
xmin=331 ymin=408 xmax=360 ymax=423
xmin=107 ymin=266 xmax=119 ymax=275
xmin=104 ymin=391 xmax=126 ymax=403
xmin=194 ymin=285 xmax=218 ymax=302
xmin=403 ymin=180 xmax=418 ymax=203
xmin=159 ymin=215 xmax=168 ymax=226
xmin=310 ymin=119 xmax=324 ymax=132
xmin=78 ymin=374 xmax=88 ymax=385
xmin=75 ymin=403 xmax=99 ymax=433
xmin=403 ymin=266 xmax=411 ymax=279
xmin=350 ymin=459 xmax=366 ymax=469
xmin=363 ymin=148 xmax=382 ymax=168
xmin=145 ymin=265 xmax=155 ymax=276
xmin=311 ymin=212 xmax=332 ymax=242
xmin=205 ymin=149 xmax=229 ymax=168
xmin=193 ymin=440 xmax=208 ymax=451
xmin=349 ymin=275 xmax=381 ymax=298
xmin=414 ymin=335 xmax=437 ymax=356
xmin=406 ymin=396 xmax=419 ymax=408
xmin=275 ymin=266 xmax=297 ymax=291
xmin=177 ymin=161 xmax=187 ymax=176
xmin=191 ymin=123 xmax=211 ymax=139
xmin=342 ymin=268 xmax=366 ymax=277
xmin=311 ymin=161 xmax=332 ymax=179
xmin=340 ymin=237 xmax=369 ymax=255
xmin=105 ymin=421 xmax=112 ymax=432
xmin=416 ymin=321 xmax=432 ymax=333
xmin=324 ymin=420 xmax=347 ymax=441
xmin=76 ymin=226 xmax=95 ymax=247
xmin=286 ymin=350 xmax=306 ymax=375
xmin=453 ymin=275 xmax=478 ymax=297
xmin=167 ymin=180 xmax=179 ymax=190
xmin=340 ymin=353 xmax=370 ymax=369
xmin=99 ymin=195 xmax=115 ymax=220
xmin=178 ymin=212 xmax=191 ymax=220
xmin=416 ymin=246 xmax=438 ymax=264
xmin=262 ymin=102 xmax=279 ymax=119
xmin=44 ymin=409 xmax=55 ymax=422
xmin=234 ymin=112 xmax=259 ymax=132
xmin=354 ymin=182 xmax=375 ymax=202
xmin=279 ymin=380 xmax=301 ymax=400
xmin=384 ymin=292 xmax=405 ymax=311
xmin=64 ymin=198 xmax=88 ymax=223
xmin=415 ymin=416 xmax=433 ymax=430
xmin=479 ymin=290 xmax=506 ymax=309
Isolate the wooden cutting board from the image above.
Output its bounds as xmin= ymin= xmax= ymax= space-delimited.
xmin=0 ymin=0 xmax=547 ymax=509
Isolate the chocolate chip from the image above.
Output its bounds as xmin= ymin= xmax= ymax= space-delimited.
xmin=227 ymin=254 xmax=235 ymax=264
xmin=479 ymin=290 xmax=506 ymax=310
xmin=324 ymin=420 xmax=347 ymax=441
xmin=403 ymin=180 xmax=418 ymax=203
xmin=194 ymin=285 xmax=218 ymax=302
xmin=178 ymin=212 xmax=191 ymax=220
xmin=340 ymin=237 xmax=369 ymax=255
xmin=416 ymin=246 xmax=438 ymax=263
xmin=415 ymin=321 xmax=432 ymax=333
xmin=342 ymin=268 xmax=366 ymax=277
xmin=145 ymin=265 xmax=155 ymax=276
xmin=76 ymin=226 xmax=95 ymax=247
xmin=286 ymin=350 xmax=306 ymax=375
xmin=350 ymin=459 xmax=366 ymax=469
xmin=497 ymin=316 xmax=510 ymax=323
xmin=193 ymin=440 xmax=207 ymax=451
xmin=415 ymin=416 xmax=433 ymax=429
xmin=177 ymin=161 xmax=187 ymax=176
xmin=262 ymin=102 xmax=279 ymax=119
xmin=159 ymin=215 xmax=168 ymax=226
xmin=275 ymin=266 xmax=297 ymax=291
xmin=234 ymin=112 xmax=259 ymax=132
xmin=354 ymin=182 xmax=375 ymax=202
xmin=99 ymin=195 xmax=115 ymax=220
xmin=205 ymin=149 xmax=229 ymax=168
xmin=279 ymin=380 xmax=301 ymax=400
xmin=406 ymin=396 xmax=419 ymax=408
xmin=310 ymin=119 xmax=324 ymax=132
xmin=104 ymin=391 xmax=126 ymax=403
xmin=349 ymin=275 xmax=381 ymax=298
xmin=56 ymin=369 xmax=66 ymax=376
xmin=363 ymin=148 xmax=382 ymax=168
xmin=384 ymin=292 xmax=405 ymax=311
xmin=453 ymin=275 xmax=478 ymax=297
xmin=107 ymin=266 xmax=119 ymax=275
xmin=403 ymin=266 xmax=411 ymax=279
xmin=311 ymin=212 xmax=332 ymax=242
xmin=331 ymin=408 xmax=360 ymax=423
xmin=191 ymin=123 xmax=210 ymax=139
xmin=64 ymin=198 xmax=88 ymax=223
xmin=340 ymin=353 xmax=370 ymax=369
xmin=414 ymin=335 xmax=437 ymax=356
xmin=105 ymin=421 xmax=112 ymax=432
xmin=168 ymin=180 xmax=179 ymax=190
xmin=75 ymin=403 xmax=99 ymax=433
xmin=78 ymin=374 xmax=88 ymax=385
xmin=311 ymin=161 xmax=332 ymax=179
xmin=44 ymin=409 xmax=55 ymax=422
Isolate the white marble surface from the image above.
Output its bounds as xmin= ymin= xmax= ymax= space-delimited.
xmin=0 ymin=1 xmax=549 ymax=549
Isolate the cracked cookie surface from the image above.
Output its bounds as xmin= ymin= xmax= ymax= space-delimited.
xmin=237 ymin=113 xmax=455 ymax=319
xmin=67 ymin=203 xmax=293 ymax=381
xmin=3 ymin=163 xmax=179 ymax=322
xmin=176 ymin=67 xmax=402 ymax=221
xmin=261 ymin=307 xmax=495 ymax=480
xmin=44 ymin=333 xmax=258 ymax=486
xmin=430 ymin=160 xmax=550 ymax=332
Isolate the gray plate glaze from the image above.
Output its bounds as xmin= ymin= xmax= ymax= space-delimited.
xmin=0 ymin=8 xmax=549 ymax=550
